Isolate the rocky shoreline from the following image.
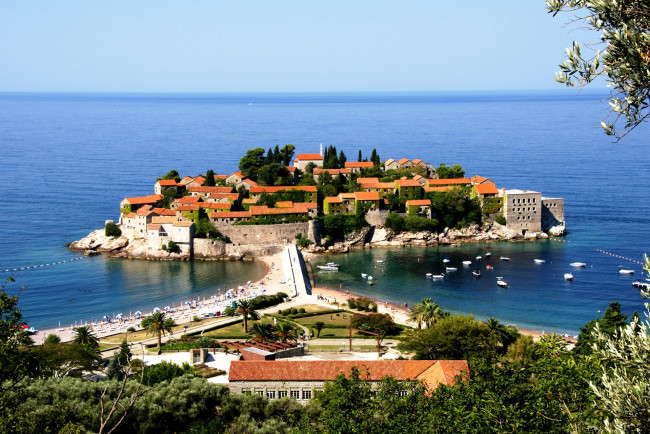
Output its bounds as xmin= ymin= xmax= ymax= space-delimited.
xmin=69 ymin=221 xmax=566 ymax=260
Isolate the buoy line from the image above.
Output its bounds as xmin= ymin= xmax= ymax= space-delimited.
xmin=595 ymin=249 xmax=644 ymax=265
xmin=1 ymin=256 xmax=86 ymax=273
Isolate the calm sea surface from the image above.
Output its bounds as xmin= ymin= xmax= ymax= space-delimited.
xmin=1 ymin=91 xmax=648 ymax=332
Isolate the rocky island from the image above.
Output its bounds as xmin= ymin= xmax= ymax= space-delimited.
xmin=70 ymin=145 xmax=566 ymax=260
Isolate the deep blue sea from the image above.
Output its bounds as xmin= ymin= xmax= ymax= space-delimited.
xmin=1 ymin=91 xmax=648 ymax=333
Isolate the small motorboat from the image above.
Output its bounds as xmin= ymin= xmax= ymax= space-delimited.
xmin=632 ymin=280 xmax=650 ymax=289
xmin=442 ymin=257 xmax=451 ymax=263
xmin=534 ymin=259 xmax=546 ymax=264
xmin=376 ymin=260 xmax=384 ymax=264
xmin=462 ymin=261 xmax=472 ymax=266
xmin=431 ymin=274 xmax=445 ymax=279
xmin=361 ymin=273 xmax=368 ymax=278
xmin=564 ymin=273 xmax=573 ymax=281
xmin=485 ymin=251 xmax=492 ymax=257
xmin=472 ymin=270 xmax=481 ymax=278
xmin=496 ymin=280 xmax=508 ymax=288
xmin=570 ymin=262 xmax=587 ymax=267
xmin=500 ymin=257 xmax=511 ymax=261
xmin=476 ymin=256 xmax=482 ymax=261
xmin=425 ymin=273 xmax=433 ymax=277
xmin=446 ymin=267 xmax=457 ymax=272
xmin=317 ymin=262 xmax=340 ymax=271
xmin=618 ymin=267 xmax=634 ymax=275
xmin=486 ymin=265 xmax=493 ymax=270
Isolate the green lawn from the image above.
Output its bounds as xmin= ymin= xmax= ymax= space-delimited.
xmin=294 ymin=312 xmax=353 ymax=327
xmin=201 ymin=317 xmax=275 ymax=339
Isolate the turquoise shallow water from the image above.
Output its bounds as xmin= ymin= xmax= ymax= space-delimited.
xmin=0 ymin=91 xmax=648 ymax=331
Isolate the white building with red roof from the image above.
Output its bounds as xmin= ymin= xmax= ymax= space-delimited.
xmin=293 ymin=153 xmax=324 ymax=171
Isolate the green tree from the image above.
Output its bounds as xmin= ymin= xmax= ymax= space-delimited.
xmin=313 ymin=321 xmax=325 ymax=338
xmin=72 ymin=326 xmax=99 ymax=352
xmin=204 ymin=170 xmax=216 ymax=187
xmin=398 ymin=314 xmax=498 ymax=361
xmin=574 ymin=301 xmax=629 ymax=355
xmin=194 ymin=219 xmax=220 ymax=239
xmin=141 ymin=361 xmax=200 ymax=386
xmin=160 ymin=169 xmax=180 ymax=182
xmin=235 ymin=299 xmax=259 ymax=333
xmin=486 ymin=317 xmax=520 ymax=352
xmin=419 ymin=298 xmax=444 ymax=328
xmin=141 ymin=312 xmax=176 ymax=349
xmin=350 ymin=313 xmax=398 ymax=344
xmin=257 ymin=163 xmax=291 ymax=186
xmin=44 ymin=333 xmax=61 ymax=344
xmin=238 ymin=147 xmax=266 ymax=179
xmin=279 ymin=144 xmax=295 ymax=166
xmin=275 ymin=322 xmax=299 ymax=342
xmin=385 ymin=212 xmax=406 ymax=233
xmin=248 ymin=322 xmax=277 ymax=342
xmin=435 ymin=163 xmax=465 ymax=179
xmin=547 ymin=0 xmax=650 ymax=139
xmin=104 ymin=222 xmax=121 ymax=237
xmin=31 ymin=342 xmax=101 ymax=378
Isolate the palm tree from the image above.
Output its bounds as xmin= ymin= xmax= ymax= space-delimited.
xmin=409 ymin=303 xmax=426 ymax=329
xmin=141 ymin=312 xmax=177 ymax=348
xmin=420 ymin=298 xmax=443 ymax=328
xmin=313 ymin=321 xmax=325 ymax=338
xmin=73 ymin=325 xmax=99 ymax=350
xmin=248 ymin=322 xmax=278 ymax=342
xmin=486 ymin=317 xmax=519 ymax=351
xmin=276 ymin=322 xmax=299 ymax=342
xmin=235 ymin=299 xmax=259 ymax=333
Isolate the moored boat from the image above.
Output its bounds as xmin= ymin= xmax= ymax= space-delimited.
xmin=472 ymin=270 xmax=481 ymax=278
xmin=442 ymin=257 xmax=451 ymax=263
xmin=570 ymin=262 xmax=586 ymax=267
xmin=446 ymin=267 xmax=457 ymax=272
xmin=500 ymin=257 xmax=511 ymax=261
xmin=431 ymin=273 xmax=444 ymax=279
xmin=486 ymin=265 xmax=493 ymax=270
xmin=618 ymin=267 xmax=634 ymax=275
xmin=534 ymin=259 xmax=546 ymax=264
xmin=632 ymin=280 xmax=650 ymax=289
xmin=462 ymin=261 xmax=472 ymax=266
xmin=496 ymin=280 xmax=508 ymax=287
xmin=317 ymin=262 xmax=340 ymax=271
xmin=564 ymin=273 xmax=573 ymax=281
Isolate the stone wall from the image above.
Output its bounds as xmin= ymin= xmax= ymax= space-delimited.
xmin=541 ymin=198 xmax=565 ymax=230
xmin=215 ymin=222 xmax=315 ymax=246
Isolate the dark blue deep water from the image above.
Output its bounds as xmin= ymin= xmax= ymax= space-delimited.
xmin=1 ymin=91 xmax=648 ymax=332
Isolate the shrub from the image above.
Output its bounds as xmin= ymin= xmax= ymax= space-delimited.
xmin=193 ymin=316 xmax=201 ymax=322
xmin=126 ymin=327 xmax=136 ymax=332
xmin=290 ymin=308 xmax=298 ymax=315
xmin=196 ymin=336 xmax=216 ymax=349
xmin=385 ymin=213 xmax=406 ymax=233
xmin=44 ymin=334 xmax=61 ymax=344
xmin=296 ymin=237 xmax=312 ymax=248
xmin=348 ymin=299 xmax=357 ymax=309
xmin=496 ymin=214 xmax=507 ymax=225
xmin=167 ymin=241 xmax=178 ymax=252
xmin=299 ymin=308 xmax=306 ymax=314
xmin=105 ymin=222 xmax=122 ymax=237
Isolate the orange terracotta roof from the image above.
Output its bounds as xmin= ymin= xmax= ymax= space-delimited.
xmin=345 ymin=161 xmax=374 ymax=168
xmin=199 ymin=202 xmax=231 ymax=210
xmin=124 ymin=212 xmax=137 ymax=219
xmin=296 ymin=153 xmax=323 ymax=160
xmin=357 ymin=177 xmax=380 ymax=184
xmin=424 ymin=186 xmax=455 ymax=192
xmin=313 ymin=169 xmax=341 ymax=175
xmin=427 ymin=178 xmax=471 ymax=186
xmin=210 ymin=211 xmax=252 ymax=219
xmin=474 ymin=183 xmax=499 ymax=195
xmin=216 ymin=175 xmax=227 ymax=179
xmin=242 ymin=198 xmax=257 ymax=204
xmin=413 ymin=175 xmax=423 ymax=180
xmin=151 ymin=216 xmax=177 ymax=224
xmin=325 ymin=196 xmax=343 ymax=204
xmin=276 ymin=201 xmax=293 ymax=208
xmin=397 ymin=158 xmax=411 ymax=165
xmin=250 ymin=186 xmax=317 ymax=193
xmin=193 ymin=176 xmax=205 ymax=185
xmin=243 ymin=178 xmax=259 ymax=186
xmin=179 ymin=176 xmax=194 ymax=185
xmin=208 ymin=193 xmax=240 ymax=201
xmin=286 ymin=166 xmax=296 ymax=172
xmin=124 ymin=194 xmax=163 ymax=205
xmin=407 ymin=199 xmax=432 ymax=206
xmin=229 ymin=171 xmax=245 ymax=179
xmin=147 ymin=224 xmax=161 ymax=231
xmin=152 ymin=208 xmax=177 ymax=216
xmin=412 ymin=158 xmax=422 ymax=164
xmin=177 ymin=205 xmax=199 ymax=211
xmin=339 ymin=168 xmax=353 ymax=174
xmin=395 ymin=179 xmax=421 ymax=187
xmin=384 ymin=158 xmax=396 ymax=164
xmin=354 ymin=191 xmax=380 ymax=201
xmin=249 ymin=206 xmax=310 ymax=216
xmin=228 ymin=360 xmax=468 ymax=390
xmin=294 ymin=202 xmax=317 ymax=209
xmin=173 ymin=221 xmax=194 ymax=227
xmin=175 ymin=196 xmax=201 ymax=204
xmin=188 ymin=186 xmax=234 ymax=193
xmin=157 ymin=179 xmax=177 ymax=186
xmin=339 ymin=193 xmax=356 ymax=199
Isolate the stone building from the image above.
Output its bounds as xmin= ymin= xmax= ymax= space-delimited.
xmin=293 ymin=153 xmax=324 ymax=172
xmin=228 ymin=359 xmax=468 ymax=402
xmin=541 ymin=197 xmax=565 ymax=231
xmin=504 ymin=189 xmax=543 ymax=235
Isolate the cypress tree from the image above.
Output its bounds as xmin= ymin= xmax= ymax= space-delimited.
xmin=273 ymin=145 xmax=281 ymax=164
xmin=358 ymin=150 xmax=362 ymax=162
xmin=339 ymin=150 xmax=347 ymax=168
xmin=204 ymin=170 xmax=216 ymax=187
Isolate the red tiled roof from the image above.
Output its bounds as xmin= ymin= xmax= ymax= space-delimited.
xmin=124 ymin=194 xmax=163 ymax=205
xmin=275 ymin=201 xmax=293 ymax=208
xmin=249 ymin=206 xmax=310 ymax=216
xmin=175 ymin=196 xmax=201 ymax=204
xmin=147 ymin=224 xmax=161 ymax=231
xmin=177 ymin=205 xmax=199 ymax=211
xmin=156 ymin=179 xmax=177 ymax=186
xmin=296 ymin=153 xmax=323 ymax=160
xmin=412 ymin=158 xmax=422 ymax=164
xmin=427 ymin=178 xmax=471 ymax=186
xmin=325 ymin=196 xmax=343 ymax=204
xmin=152 ymin=208 xmax=177 ymax=216
xmin=208 ymin=193 xmax=240 ymax=201
xmin=286 ymin=166 xmax=296 ymax=172
xmin=124 ymin=212 xmax=137 ymax=219
xmin=474 ymin=183 xmax=499 ymax=195
xmin=294 ymin=202 xmax=317 ymax=209
xmin=407 ymin=199 xmax=431 ymax=206
xmin=151 ymin=216 xmax=177 ymax=224
xmin=354 ymin=191 xmax=380 ymax=201
xmin=339 ymin=168 xmax=353 ymax=174
xmin=216 ymin=175 xmax=227 ymax=179
xmin=250 ymin=186 xmax=317 ymax=193
xmin=395 ymin=179 xmax=421 ymax=187
xmin=199 ymin=202 xmax=231 ymax=210
xmin=357 ymin=177 xmax=380 ymax=184
xmin=210 ymin=211 xmax=252 ymax=219
xmin=228 ymin=360 xmax=468 ymax=388
xmin=384 ymin=158 xmax=396 ymax=164
xmin=188 ymin=186 xmax=234 ymax=193
xmin=242 ymin=198 xmax=258 ymax=204
xmin=313 ymin=169 xmax=341 ymax=175
xmin=345 ymin=162 xmax=374 ymax=168
xmin=424 ymin=186 xmax=455 ymax=192
xmin=229 ymin=171 xmax=245 ymax=179
xmin=397 ymin=158 xmax=411 ymax=165
xmin=173 ymin=221 xmax=194 ymax=227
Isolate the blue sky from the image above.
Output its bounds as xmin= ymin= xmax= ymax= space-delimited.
xmin=1 ymin=1 xmax=602 ymax=92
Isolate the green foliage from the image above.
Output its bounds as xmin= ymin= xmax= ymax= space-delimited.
xmin=204 ymin=170 xmax=216 ymax=187
xmin=313 ymin=321 xmax=325 ymax=338
xmin=495 ymin=214 xmax=507 ymax=225
xmin=235 ymin=299 xmax=259 ymax=333
xmin=435 ymin=163 xmax=465 ymax=179
xmin=349 ymin=313 xmax=399 ymax=338
xmin=105 ymin=355 xmax=124 ymax=381
xmin=257 ymin=163 xmax=292 ymax=186
xmin=296 ymin=236 xmax=312 ymax=248
xmin=248 ymin=292 xmax=287 ymax=310
xmin=574 ymin=301 xmax=629 ymax=355
xmin=238 ymin=147 xmax=266 ymax=179
xmin=398 ymin=314 xmax=499 ymax=361
xmin=385 ymin=213 xmax=406 ymax=233
xmin=248 ymin=322 xmax=278 ymax=342
xmin=141 ymin=312 xmax=177 ymax=348
xmin=385 ymin=192 xmax=406 ymax=212
xmin=319 ymin=211 xmax=369 ymax=239
xmin=160 ymin=169 xmax=180 ymax=182
xmin=547 ymin=0 xmax=650 ymax=139
xmin=156 ymin=187 xmax=184 ymax=209
xmin=427 ymin=187 xmax=482 ymax=229
xmin=408 ymin=298 xmax=446 ymax=329
xmin=30 ymin=342 xmax=101 ymax=378
xmin=44 ymin=333 xmax=61 ymax=344
xmin=142 ymin=361 xmax=201 ymax=386
xmin=322 ymin=145 xmax=346 ymax=169
xmin=194 ymin=218 xmax=222 ymax=239
xmin=105 ymin=222 xmax=122 ymax=237
xmin=166 ymin=241 xmax=178 ymax=252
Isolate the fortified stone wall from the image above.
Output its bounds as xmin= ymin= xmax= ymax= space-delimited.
xmin=215 ymin=222 xmax=315 ymax=246
xmin=541 ymin=198 xmax=565 ymax=230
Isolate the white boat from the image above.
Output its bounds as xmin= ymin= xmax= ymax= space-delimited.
xmin=462 ymin=261 xmax=472 ymax=266
xmin=632 ymin=280 xmax=650 ymax=289
xmin=534 ymin=259 xmax=546 ymax=264
xmin=485 ymin=251 xmax=492 ymax=257
xmin=367 ymin=275 xmax=373 ymax=280
xmin=317 ymin=262 xmax=340 ymax=271
xmin=425 ymin=273 xmax=432 ymax=277
xmin=619 ymin=269 xmax=634 ymax=275
xmin=472 ymin=270 xmax=481 ymax=278
xmin=570 ymin=262 xmax=587 ymax=267
xmin=476 ymin=256 xmax=482 ymax=261
xmin=431 ymin=274 xmax=445 ymax=279
xmin=376 ymin=260 xmax=384 ymax=264
xmin=496 ymin=276 xmax=504 ymax=280
xmin=500 ymin=257 xmax=511 ymax=261
xmin=497 ymin=280 xmax=508 ymax=287
xmin=361 ymin=273 xmax=368 ymax=278
xmin=564 ymin=273 xmax=573 ymax=281
xmin=446 ymin=267 xmax=457 ymax=272
xmin=442 ymin=257 xmax=451 ymax=263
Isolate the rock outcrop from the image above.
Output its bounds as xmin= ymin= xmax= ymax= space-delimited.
xmin=69 ymin=229 xmax=129 ymax=252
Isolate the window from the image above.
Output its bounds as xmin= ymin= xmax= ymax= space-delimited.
xmin=399 ymin=390 xmax=408 ymax=397
xmin=266 ymin=391 xmax=276 ymax=399
xmin=302 ymin=390 xmax=312 ymax=400
xmin=279 ymin=391 xmax=287 ymax=398
xmin=242 ymin=390 xmax=251 ymax=396
xmin=256 ymin=391 xmax=264 ymax=396
xmin=290 ymin=390 xmax=301 ymax=399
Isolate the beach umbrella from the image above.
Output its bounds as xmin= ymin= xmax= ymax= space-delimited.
xmin=115 ymin=314 xmax=123 ymax=319
xmin=153 ymin=307 xmax=160 ymax=313
xmin=164 ymin=306 xmax=171 ymax=311
xmin=134 ymin=311 xmax=142 ymax=316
